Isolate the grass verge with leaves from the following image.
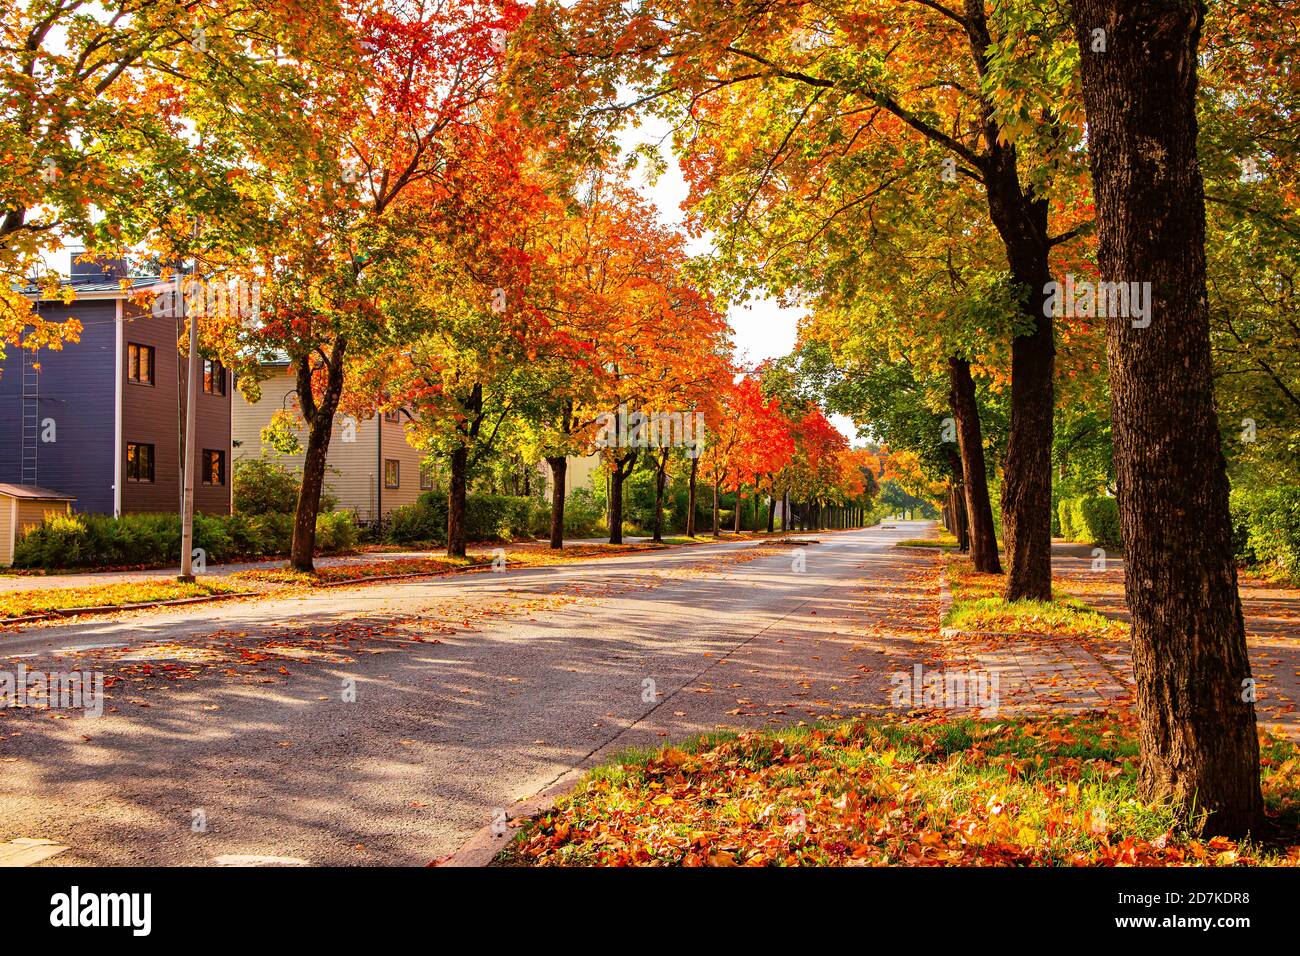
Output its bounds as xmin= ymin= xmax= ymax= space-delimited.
xmin=500 ymin=714 xmax=1300 ymax=867
xmin=0 ymin=579 xmax=243 ymax=620
xmin=943 ymin=555 xmax=1127 ymax=638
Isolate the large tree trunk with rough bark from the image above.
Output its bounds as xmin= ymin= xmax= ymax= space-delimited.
xmin=546 ymin=455 xmax=567 ymax=549
xmin=1072 ymin=0 xmax=1261 ymax=836
xmin=948 ymin=356 xmax=1002 ymax=573
xmin=289 ymin=338 xmax=347 ymax=572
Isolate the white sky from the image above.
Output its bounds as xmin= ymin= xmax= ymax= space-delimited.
xmin=617 ymin=120 xmax=861 ymax=443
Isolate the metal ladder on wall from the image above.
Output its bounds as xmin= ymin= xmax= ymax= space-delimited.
xmin=21 ymin=349 xmax=39 ymax=485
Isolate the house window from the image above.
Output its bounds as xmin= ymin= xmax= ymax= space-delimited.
xmin=384 ymin=459 xmax=400 ymax=489
xmin=128 ymin=343 xmax=154 ymax=385
xmin=420 ymin=465 xmax=433 ymax=491
xmin=126 ymin=442 xmax=155 ymax=482
xmin=383 ymin=409 xmax=401 ymax=424
xmin=203 ymin=359 xmax=226 ymax=395
xmin=202 ymin=449 xmax=225 ymax=485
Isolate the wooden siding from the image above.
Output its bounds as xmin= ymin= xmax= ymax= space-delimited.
xmin=17 ymin=498 xmax=68 ymax=532
xmin=232 ymin=367 xmax=393 ymax=522
xmin=377 ymin=413 xmax=427 ymax=514
xmin=0 ymin=496 xmax=70 ymax=566
xmin=119 ymin=300 xmax=232 ymax=515
xmin=0 ymin=498 xmax=12 ymax=566
xmin=0 ymin=299 xmax=116 ymax=513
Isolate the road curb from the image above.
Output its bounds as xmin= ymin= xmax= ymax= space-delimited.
xmin=435 ymin=770 xmax=586 ymax=868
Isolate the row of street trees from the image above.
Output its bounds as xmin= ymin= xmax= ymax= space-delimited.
xmin=5 ymin=0 xmax=1288 ymax=836
xmin=508 ymin=0 xmax=1299 ymax=836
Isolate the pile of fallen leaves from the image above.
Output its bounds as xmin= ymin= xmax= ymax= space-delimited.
xmin=504 ymin=714 xmax=1300 ymax=867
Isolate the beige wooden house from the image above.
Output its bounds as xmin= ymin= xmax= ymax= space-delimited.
xmin=231 ymin=362 xmax=427 ymax=525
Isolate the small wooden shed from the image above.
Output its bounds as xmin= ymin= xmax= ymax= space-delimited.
xmin=0 ymin=484 xmax=75 ymax=567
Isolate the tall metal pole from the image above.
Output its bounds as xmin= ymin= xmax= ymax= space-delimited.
xmin=179 ymin=249 xmax=199 ymax=582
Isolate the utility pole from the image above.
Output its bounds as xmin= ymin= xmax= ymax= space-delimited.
xmin=178 ymin=236 xmax=199 ymax=582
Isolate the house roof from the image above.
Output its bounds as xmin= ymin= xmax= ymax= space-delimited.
xmin=23 ymin=276 xmax=165 ymax=300
xmin=0 ymin=483 xmax=76 ymax=501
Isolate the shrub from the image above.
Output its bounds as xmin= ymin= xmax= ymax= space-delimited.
xmin=387 ymin=492 xmax=449 ymax=545
xmin=1058 ymin=496 xmax=1120 ymax=547
xmin=314 ymin=510 xmax=359 ymax=552
xmin=232 ymin=455 xmax=335 ymax=516
xmin=12 ymin=509 xmax=353 ymax=570
xmin=221 ymin=512 xmax=291 ymax=557
xmin=561 ymin=488 xmax=604 ymax=538
xmin=465 ymin=494 xmax=540 ymax=541
xmin=1231 ymin=486 xmax=1300 ymax=579
xmin=192 ymin=513 xmax=234 ymax=562
xmin=387 ymin=493 xmax=549 ymax=545
xmin=1058 ymin=498 xmax=1079 ymax=541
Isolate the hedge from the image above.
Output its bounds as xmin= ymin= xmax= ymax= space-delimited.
xmin=1231 ymin=485 xmax=1300 ymax=580
xmin=1058 ymin=495 xmax=1121 ymax=547
xmin=13 ymin=510 xmax=358 ymax=570
xmin=386 ymin=492 xmax=554 ymax=545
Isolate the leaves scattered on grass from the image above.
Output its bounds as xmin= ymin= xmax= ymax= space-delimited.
xmin=0 ymin=579 xmax=242 ymax=619
xmin=232 ymin=556 xmax=482 ymax=587
xmin=897 ymin=535 xmax=961 ymax=549
xmin=944 ymin=555 xmax=1126 ymax=638
xmin=944 ymin=596 xmax=1126 ymax=638
xmin=502 ymin=714 xmax=1300 ymax=867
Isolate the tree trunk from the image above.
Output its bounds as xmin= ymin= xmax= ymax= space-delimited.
xmin=945 ymin=459 xmax=971 ymax=553
xmin=1072 ymin=0 xmax=1261 ymax=836
xmin=767 ymin=495 xmax=776 ymax=533
xmin=782 ymin=491 xmax=789 ymax=532
xmin=686 ymin=457 xmax=698 ymax=537
xmin=960 ymin=0 xmax=1053 ymax=600
xmin=289 ymin=339 xmax=347 ymax=572
xmin=447 ymin=445 xmax=469 ymax=558
xmin=546 ymin=455 xmax=566 ymax=549
xmin=445 ymin=384 xmax=484 ymax=559
xmin=948 ymin=356 xmax=1002 ymax=573
xmin=651 ymin=449 xmax=668 ymax=543
xmin=608 ymin=451 xmax=636 ymax=545
xmin=733 ymin=486 xmax=742 ymax=533
xmin=291 ymin=420 xmax=330 ymax=571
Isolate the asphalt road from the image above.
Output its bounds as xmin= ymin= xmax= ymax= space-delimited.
xmin=0 ymin=521 xmax=939 ymax=866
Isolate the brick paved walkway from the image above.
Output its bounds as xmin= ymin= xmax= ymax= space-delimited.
xmin=939 ymin=541 xmax=1299 ymax=737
